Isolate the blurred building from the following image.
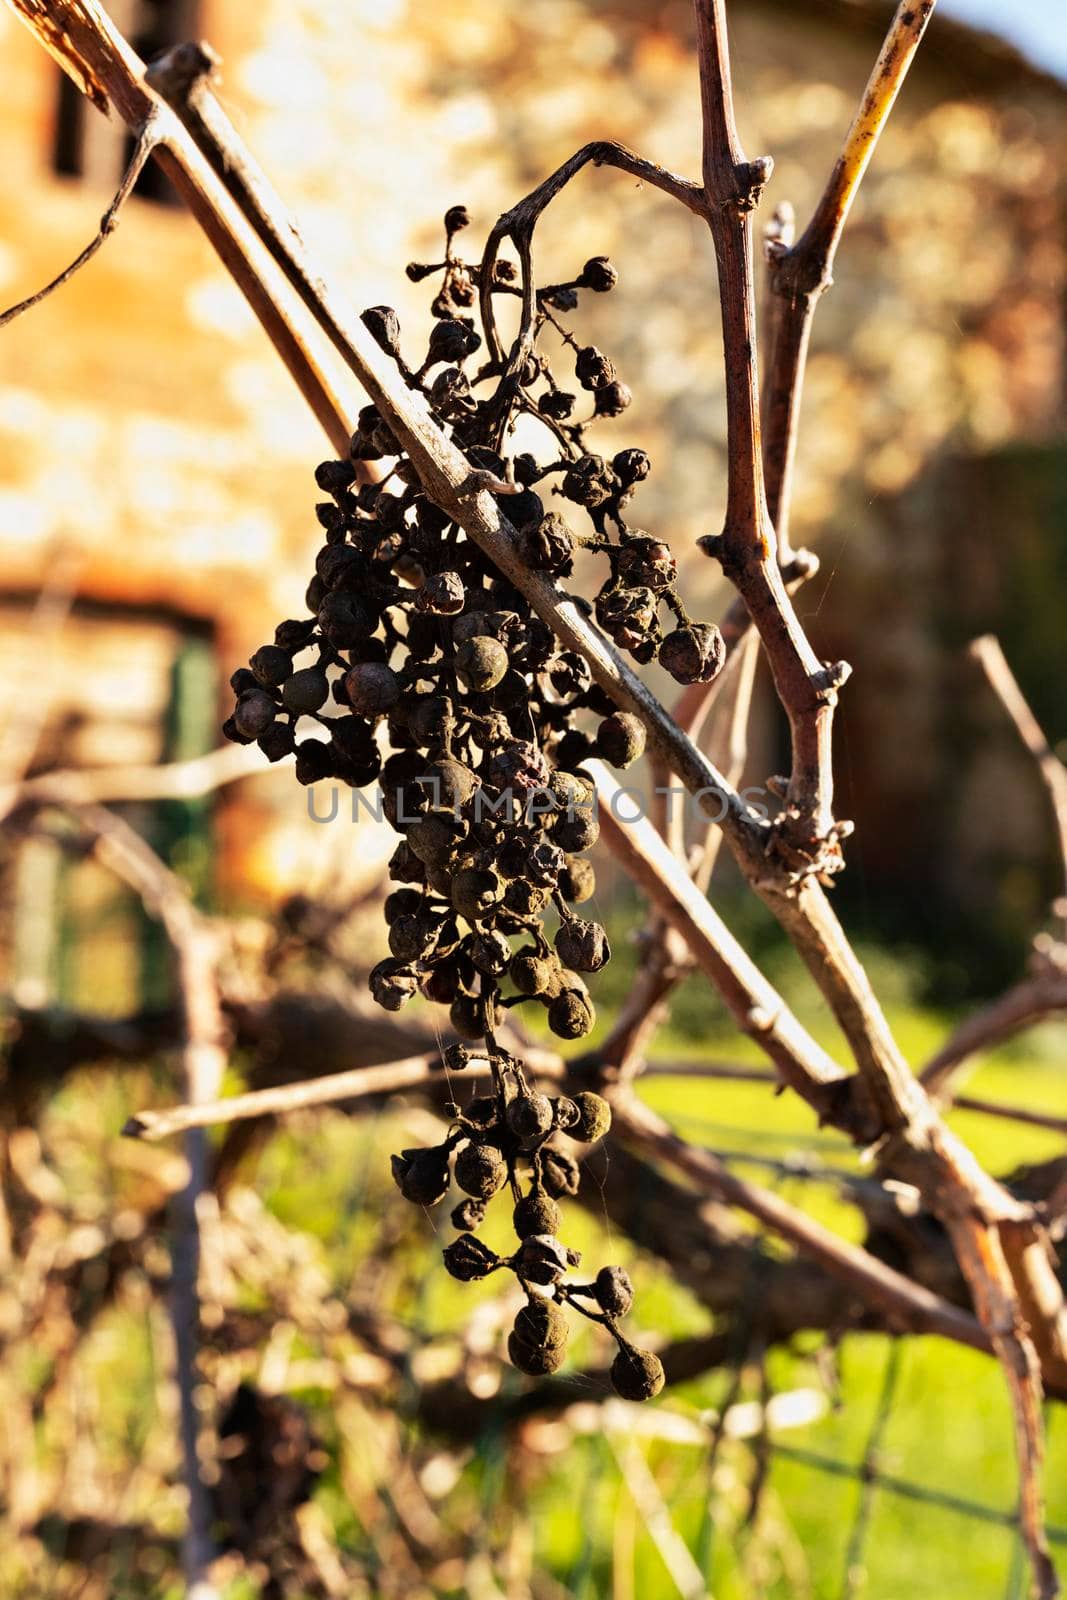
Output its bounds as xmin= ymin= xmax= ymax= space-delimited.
xmin=0 ymin=0 xmax=1064 ymax=1005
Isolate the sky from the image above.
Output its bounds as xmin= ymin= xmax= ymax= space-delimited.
xmin=941 ymin=0 xmax=1067 ymax=80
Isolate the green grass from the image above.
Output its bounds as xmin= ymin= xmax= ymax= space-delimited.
xmin=236 ymin=980 xmax=1067 ymax=1597
xmin=28 ymin=966 xmax=1067 ymax=1598
xmin=591 ymin=989 xmax=1067 ymax=1599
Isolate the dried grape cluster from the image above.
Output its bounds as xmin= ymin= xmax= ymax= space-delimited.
xmin=222 ymin=204 xmax=725 ymax=1398
xmin=394 ymin=1062 xmax=663 ymax=1400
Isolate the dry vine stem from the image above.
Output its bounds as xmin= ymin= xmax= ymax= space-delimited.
xmin=4 ymin=0 xmax=1065 ymax=1589
xmin=126 ymin=1042 xmax=993 ymax=1360
xmin=922 ymin=637 xmax=1067 ymax=1103
xmin=762 ymin=0 xmax=936 ymax=556
xmin=13 ymin=799 xmax=226 ymax=1590
xmin=970 ymin=635 xmax=1067 ymax=934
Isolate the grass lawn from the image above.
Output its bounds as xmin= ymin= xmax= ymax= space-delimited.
xmin=31 ymin=959 xmax=1067 ymax=1598
xmin=239 ymin=975 xmax=1067 ymax=1599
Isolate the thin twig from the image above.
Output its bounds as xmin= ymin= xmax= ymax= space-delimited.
xmin=770 ymin=1441 xmax=1067 ymax=1547
xmin=27 ymin=799 xmax=224 ymax=1593
xmin=918 ymin=634 xmax=1067 ymax=1105
xmin=970 ymin=635 xmax=1067 ymax=935
xmin=608 ymin=631 xmax=760 ymax=1080
xmin=762 ymin=0 xmax=937 ymax=556
xmin=4 ymin=3 xmax=352 ymax=455
xmin=693 ymin=629 xmax=760 ymax=892
xmin=645 ymin=1060 xmax=1067 ymax=1138
xmin=0 ymin=547 xmax=84 ymax=785
xmin=695 ymin=0 xmax=850 ymax=866
xmin=589 ymin=760 xmax=861 ymax=1134
xmin=606 ymin=1430 xmax=709 ymax=1600
xmin=596 ymin=922 xmax=690 ymax=1083
xmin=921 ymin=964 xmax=1067 ymax=1102
xmin=0 ymin=120 xmax=158 ymax=328
xmin=0 ymin=740 xmax=266 ymax=823
xmin=124 ymin=1049 xmax=562 ymax=1142
xmin=949 ymin=1214 xmax=1059 ymax=1599
xmin=610 ymin=1092 xmax=990 ymax=1355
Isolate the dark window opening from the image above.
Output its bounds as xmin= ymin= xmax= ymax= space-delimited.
xmin=50 ymin=0 xmax=201 ymax=207
xmin=53 ymin=71 xmax=84 ymax=179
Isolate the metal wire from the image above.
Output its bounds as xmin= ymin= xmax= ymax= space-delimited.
xmin=693 ymin=1142 xmax=891 ymax=1200
xmin=767 ymin=1442 xmax=1067 ymax=1547
xmin=839 ymin=1337 xmax=904 ymax=1599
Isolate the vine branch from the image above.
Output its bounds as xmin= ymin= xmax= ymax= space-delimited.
xmin=762 ymin=0 xmax=938 ymax=553
xmin=0 ymin=119 xmax=158 ymax=328
xmin=4 ymin=3 xmax=1063 ymax=1587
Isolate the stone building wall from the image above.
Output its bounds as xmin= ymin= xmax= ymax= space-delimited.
xmin=0 ymin=0 xmax=1063 ymax=964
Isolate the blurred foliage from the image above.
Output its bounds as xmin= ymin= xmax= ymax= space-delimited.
xmin=4 ymin=955 xmax=1067 ymax=1596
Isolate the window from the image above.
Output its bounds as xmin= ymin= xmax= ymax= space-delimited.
xmin=52 ymin=0 xmax=202 ymax=207
xmin=1 ymin=600 xmax=216 ymax=1013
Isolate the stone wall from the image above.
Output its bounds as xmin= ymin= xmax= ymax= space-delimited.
xmin=0 ymin=0 xmax=1062 ymax=938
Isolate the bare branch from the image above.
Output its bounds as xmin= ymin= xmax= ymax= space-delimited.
xmin=762 ymin=1 xmax=937 ymax=554
xmin=970 ymin=634 xmax=1067 ymax=929
xmin=644 ymin=1059 xmax=1067 ymax=1140
xmin=949 ymin=1213 xmax=1059 ymax=1599
xmin=694 ymin=0 xmax=854 ymax=874
xmin=0 ymin=740 xmax=266 ymax=823
xmin=475 ymin=141 xmax=704 ymax=372
xmin=596 ymin=923 xmax=690 ymax=1082
xmin=693 ymin=629 xmax=760 ymax=891
xmin=0 ymin=547 xmax=83 ymax=785
xmin=125 ymin=1048 xmax=561 ymax=1143
xmin=611 ymin=1093 xmax=990 ymax=1355
xmin=688 ymin=16 xmax=1064 ymax=1579
xmin=921 ymin=961 xmax=1067 ymax=1102
xmin=918 ymin=635 xmax=1067 ymax=1104
xmin=26 ymin=799 xmax=224 ymax=1590
xmin=0 ymin=120 xmax=158 ymax=328
xmin=610 ymin=631 xmax=760 ymax=1080
xmin=959 ymin=1096 xmax=1067 ymax=1139
xmin=589 ymin=760 xmax=862 ymax=1132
